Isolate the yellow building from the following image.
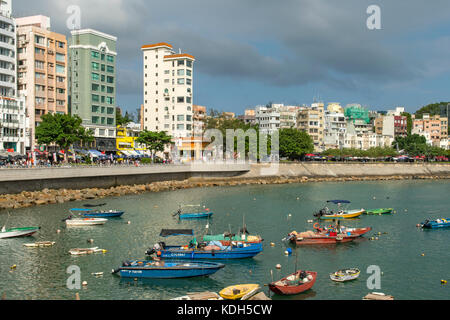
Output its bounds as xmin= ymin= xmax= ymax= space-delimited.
xmin=116 ymin=123 xmax=148 ymax=158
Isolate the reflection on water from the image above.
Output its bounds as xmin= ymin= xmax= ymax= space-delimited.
xmin=0 ymin=180 xmax=449 ymax=300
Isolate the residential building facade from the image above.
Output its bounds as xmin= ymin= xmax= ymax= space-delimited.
xmin=141 ymin=43 xmax=195 ymax=139
xmin=69 ymin=29 xmax=117 ymax=152
xmin=297 ymin=102 xmax=325 ymax=151
xmin=193 ymin=105 xmax=206 ymax=137
xmin=16 ymin=15 xmax=68 ymax=153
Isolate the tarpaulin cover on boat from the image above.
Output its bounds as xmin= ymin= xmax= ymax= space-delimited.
xmin=160 ymin=229 xmax=194 ymax=237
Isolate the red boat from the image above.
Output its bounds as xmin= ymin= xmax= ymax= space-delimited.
xmin=269 ymin=271 xmax=317 ymax=295
xmin=288 ymin=225 xmax=372 ymax=246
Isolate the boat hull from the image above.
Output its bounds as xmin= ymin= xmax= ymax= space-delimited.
xmin=319 ymin=209 xmax=364 ymax=220
xmin=219 ymin=284 xmax=260 ymax=300
xmin=155 ymin=243 xmax=263 ymax=260
xmin=291 ymin=228 xmax=371 ymax=246
xmin=80 ymin=212 xmax=124 ymax=218
xmin=422 ymin=218 xmax=450 ymax=229
xmin=65 ymin=219 xmax=107 ymax=226
xmin=179 ymin=212 xmax=213 ymax=220
xmin=269 ymin=271 xmax=317 ymax=295
xmin=0 ymin=227 xmax=40 ymax=239
xmin=365 ymin=208 xmax=394 ymax=215
xmin=116 ymin=261 xmax=225 ymax=279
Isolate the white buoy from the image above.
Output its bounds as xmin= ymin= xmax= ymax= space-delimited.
xmin=276 ymin=264 xmax=282 ymax=270
xmin=82 ymin=281 xmax=88 ymax=287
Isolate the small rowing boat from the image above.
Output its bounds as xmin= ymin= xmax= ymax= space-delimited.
xmin=269 ymin=271 xmax=317 ymax=295
xmin=421 ymin=218 xmax=450 ymax=229
xmin=219 ymin=284 xmax=260 ymax=300
xmin=24 ymin=241 xmax=55 ymax=248
xmin=174 ymin=205 xmax=214 ymax=220
xmin=330 ymin=268 xmax=361 ymax=282
xmin=112 ymin=260 xmax=225 ymax=279
xmin=365 ymin=208 xmax=394 ymax=215
xmin=65 ymin=217 xmax=108 ymax=227
xmin=0 ymin=226 xmax=40 ymax=239
xmin=363 ymin=292 xmax=394 ymax=300
xmin=69 ymin=247 xmax=107 ymax=256
xmin=172 ymin=292 xmax=223 ymax=301
xmin=70 ymin=208 xmax=125 ymax=218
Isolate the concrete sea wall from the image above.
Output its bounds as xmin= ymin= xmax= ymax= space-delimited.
xmin=0 ymin=163 xmax=449 ymax=211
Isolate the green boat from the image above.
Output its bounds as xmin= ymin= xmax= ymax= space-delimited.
xmin=364 ymin=208 xmax=394 ymax=215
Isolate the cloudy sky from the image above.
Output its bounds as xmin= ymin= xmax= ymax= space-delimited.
xmin=13 ymin=0 xmax=450 ymax=116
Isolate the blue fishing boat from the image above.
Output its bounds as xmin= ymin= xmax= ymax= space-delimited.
xmin=173 ymin=205 xmax=214 ymax=220
xmin=145 ymin=229 xmax=263 ymax=260
xmin=421 ymin=218 xmax=450 ymax=229
xmin=112 ymin=260 xmax=225 ymax=279
xmin=70 ymin=208 xmax=125 ymax=218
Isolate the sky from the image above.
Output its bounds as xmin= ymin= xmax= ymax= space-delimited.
xmin=13 ymin=0 xmax=450 ymax=117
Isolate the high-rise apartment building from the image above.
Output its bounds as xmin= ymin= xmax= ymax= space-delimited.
xmin=16 ymin=15 xmax=68 ymax=152
xmin=0 ymin=0 xmax=27 ymax=154
xmin=141 ymin=43 xmax=195 ymax=138
xmin=297 ymin=102 xmax=325 ymax=151
xmin=69 ymin=29 xmax=117 ymax=152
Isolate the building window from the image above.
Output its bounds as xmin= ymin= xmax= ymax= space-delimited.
xmin=92 ymin=73 xmax=100 ymax=81
xmin=92 ymin=84 xmax=100 ymax=91
xmin=107 ymin=87 xmax=114 ymax=94
xmin=106 ymin=97 xmax=114 ymax=105
xmin=177 ymin=79 xmax=185 ymax=85
xmin=92 ymin=94 xmax=100 ymax=102
xmin=177 ymin=115 xmax=185 ymax=121
xmin=177 ymin=69 xmax=185 ymax=76
xmin=91 ymin=51 xmax=100 ymax=59
xmin=92 ymin=105 xmax=100 ymax=113
xmin=107 ymin=55 xmax=114 ymax=63
xmin=107 ymin=76 xmax=114 ymax=84
xmin=177 ymin=97 xmax=185 ymax=103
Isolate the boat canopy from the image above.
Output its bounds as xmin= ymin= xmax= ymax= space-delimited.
xmin=327 ymin=200 xmax=351 ymax=204
xmin=70 ymin=208 xmax=94 ymax=212
xmin=160 ymin=229 xmax=194 ymax=238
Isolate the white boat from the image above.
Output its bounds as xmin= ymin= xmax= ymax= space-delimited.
xmin=0 ymin=226 xmax=40 ymax=239
xmin=330 ymin=268 xmax=361 ymax=282
xmin=24 ymin=241 xmax=55 ymax=248
xmin=65 ymin=218 xmax=107 ymax=227
xmin=172 ymin=292 xmax=223 ymax=301
xmin=69 ymin=247 xmax=107 ymax=256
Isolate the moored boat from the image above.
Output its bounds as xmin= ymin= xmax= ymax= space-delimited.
xmin=64 ymin=217 xmax=108 ymax=227
xmin=174 ymin=205 xmax=214 ymax=220
xmin=24 ymin=241 xmax=55 ymax=248
xmin=269 ymin=271 xmax=317 ymax=295
xmin=330 ymin=268 xmax=360 ymax=282
xmin=314 ymin=200 xmax=364 ymax=220
xmin=112 ymin=260 xmax=225 ymax=279
xmin=71 ymin=208 xmax=125 ymax=218
xmin=365 ymin=208 xmax=394 ymax=215
xmin=286 ymin=224 xmax=372 ymax=246
xmin=69 ymin=247 xmax=107 ymax=256
xmin=146 ymin=229 xmax=264 ymax=260
xmin=0 ymin=226 xmax=40 ymax=239
xmin=421 ymin=218 xmax=450 ymax=229
xmin=172 ymin=292 xmax=223 ymax=301
xmin=219 ymin=284 xmax=260 ymax=300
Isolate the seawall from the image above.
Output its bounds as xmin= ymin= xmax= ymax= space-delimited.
xmin=0 ymin=163 xmax=449 ymax=211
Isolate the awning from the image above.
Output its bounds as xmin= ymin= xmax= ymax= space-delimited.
xmin=160 ymin=229 xmax=194 ymax=238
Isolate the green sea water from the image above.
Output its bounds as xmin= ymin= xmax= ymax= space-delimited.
xmin=0 ymin=180 xmax=449 ymax=300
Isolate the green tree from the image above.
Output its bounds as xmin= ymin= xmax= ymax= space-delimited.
xmin=35 ymin=114 xmax=94 ymax=162
xmin=136 ymin=130 xmax=173 ymax=163
xmin=415 ymin=102 xmax=448 ymax=119
xmin=401 ymin=112 xmax=413 ymax=136
xmin=279 ymin=128 xmax=314 ymax=160
xmin=116 ymin=109 xmax=133 ymax=127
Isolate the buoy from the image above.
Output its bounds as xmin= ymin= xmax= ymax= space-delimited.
xmin=441 ymin=280 xmax=447 ymax=285
xmin=127 ymin=221 xmax=131 ymax=225
xmin=375 ymin=237 xmax=379 ymax=240
xmin=276 ymin=264 xmax=282 ymax=270
xmin=373 ymin=197 xmax=376 ymax=200
xmin=102 ymin=250 xmax=108 ymax=254
xmin=416 ymin=224 xmax=421 ymax=228
xmin=296 ymin=198 xmax=300 ymax=200
xmin=10 ymin=265 xmax=16 ymax=270
xmin=82 ymin=281 xmax=88 ymax=287
xmin=405 ymin=209 xmax=408 ymax=212
xmin=288 ymin=214 xmax=292 ymax=218
xmin=421 ymin=253 xmax=425 ymax=257
xmin=378 ymin=232 xmax=382 ymax=236
xmin=270 ymin=243 xmax=275 ymax=247
xmin=284 ymin=251 xmax=289 ymax=256
xmin=87 ymin=239 xmax=94 ymax=243
xmin=57 ymin=229 xmax=61 ymax=234
xmin=286 ymin=248 xmax=293 ymax=255
xmin=307 ymin=220 xmax=313 ymax=223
